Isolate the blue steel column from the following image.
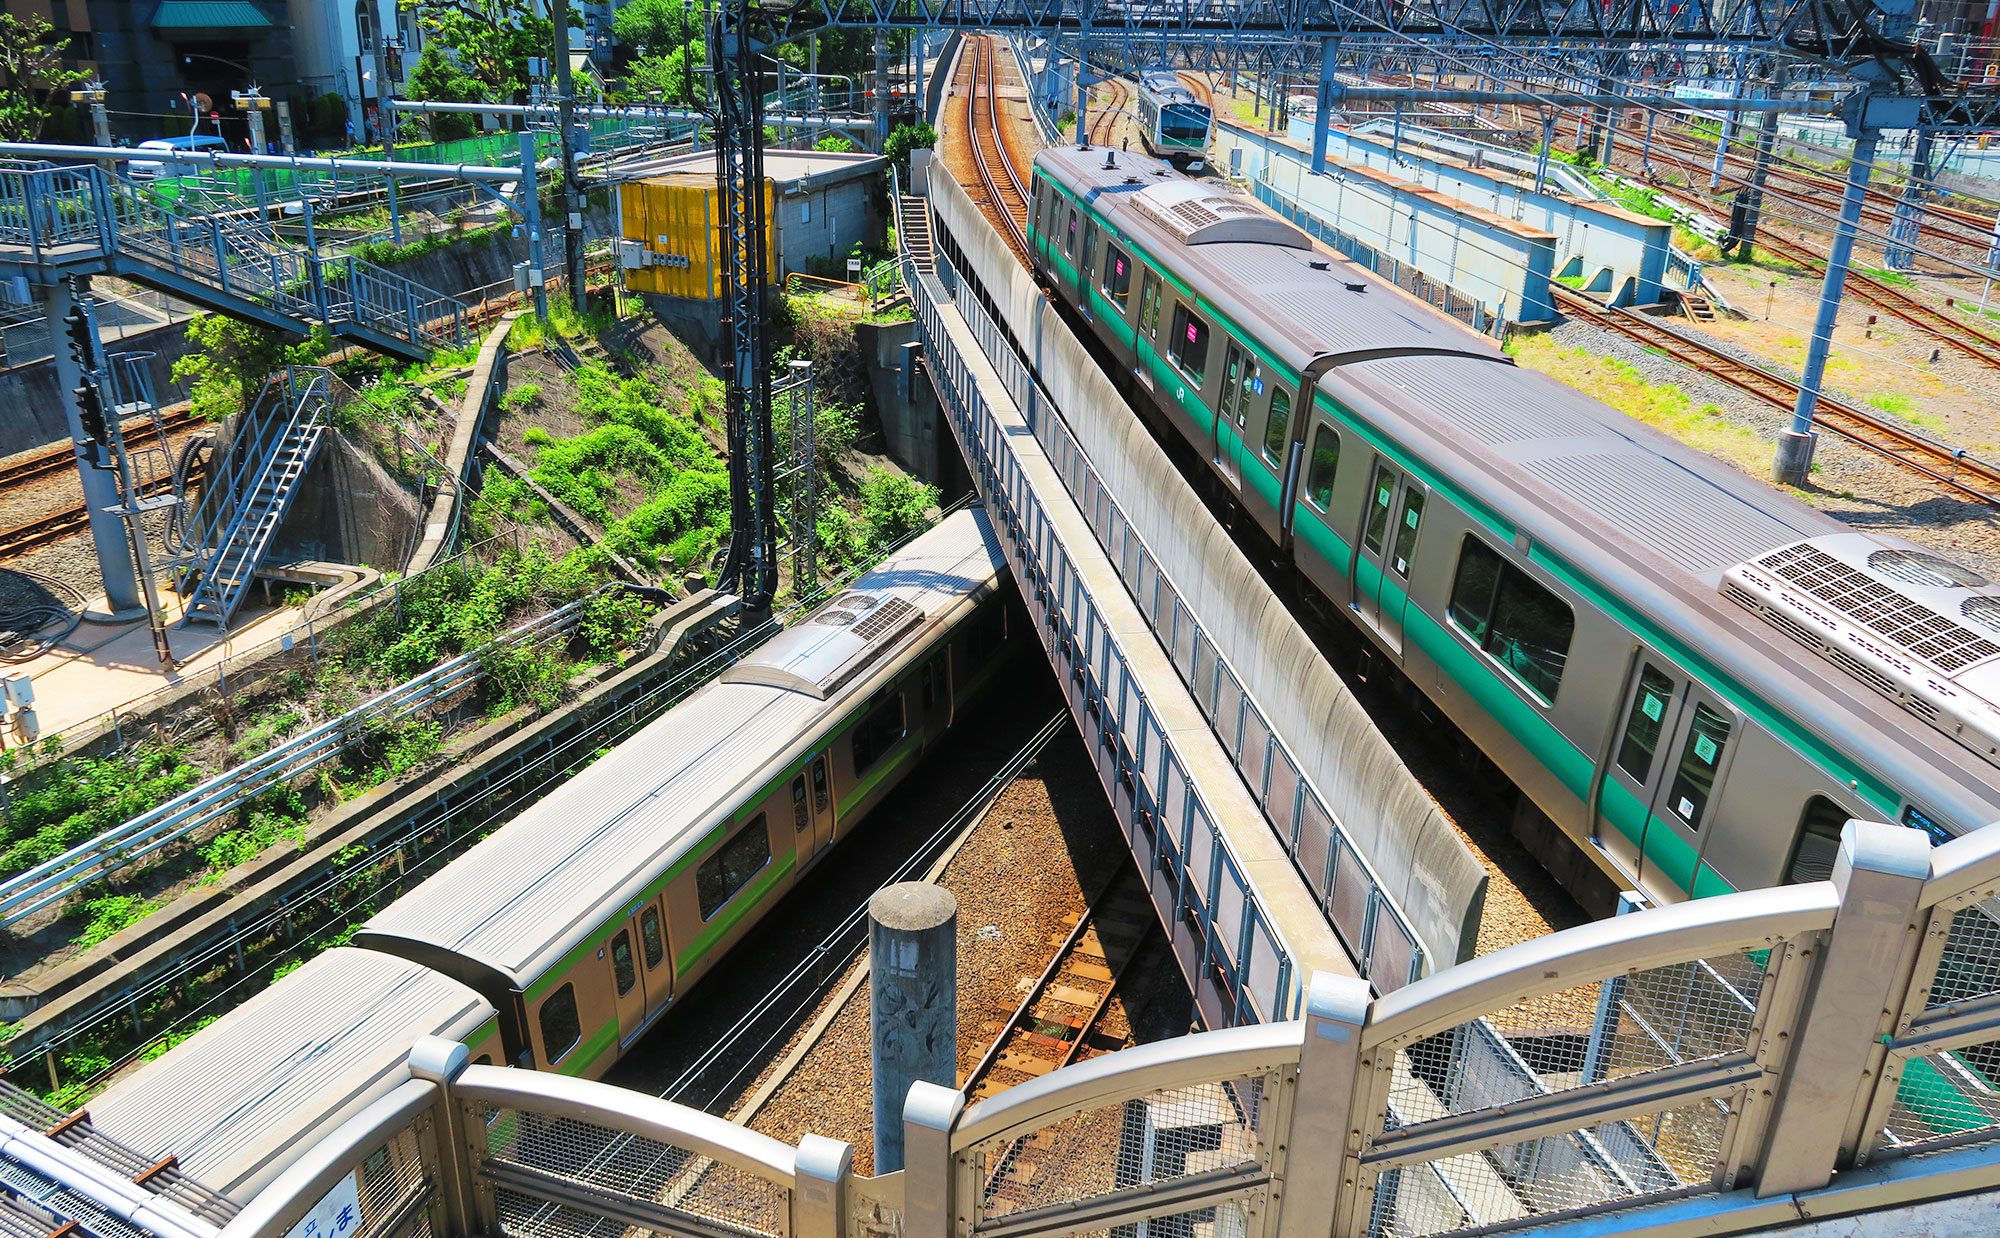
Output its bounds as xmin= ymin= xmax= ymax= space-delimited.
xmin=1883 ymin=128 xmax=1934 ymax=271
xmin=1310 ymin=39 xmax=1337 ymax=174
xmin=1775 ymin=130 xmax=1878 ymax=486
xmin=519 ymin=131 xmax=548 ymax=318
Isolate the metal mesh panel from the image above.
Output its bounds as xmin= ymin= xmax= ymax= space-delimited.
xmin=497 ymin=1188 xmax=652 ymax=1238
xmin=1880 ymin=1038 xmax=2000 ymax=1152
xmin=972 ymin=1078 xmax=1269 ymax=1224
xmin=356 ymin=1124 xmax=435 ymax=1238
xmin=1046 ymin=1190 xmax=1266 ymax=1238
xmin=1366 ymin=1099 xmax=1733 ymax=1238
xmin=1385 ymin=950 xmax=1769 ymax=1129
xmin=483 ymin=1109 xmax=789 ymax=1238
xmin=1924 ymin=902 xmax=2000 ymax=1010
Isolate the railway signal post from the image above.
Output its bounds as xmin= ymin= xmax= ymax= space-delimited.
xmin=48 ymin=277 xmax=142 ymax=620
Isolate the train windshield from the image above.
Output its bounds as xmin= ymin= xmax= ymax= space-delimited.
xmin=1161 ymin=104 xmax=1210 ymax=142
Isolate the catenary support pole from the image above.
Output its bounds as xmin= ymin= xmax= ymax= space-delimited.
xmin=371 ymin=29 xmax=402 ymax=243
xmin=1776 ymin=129 xmax=1878 ymax=486
xmin=870 ymin=883 xmax=957 ymax=1175
xmin=1311 ymin=38 xmax=1337 ymax=174
xmin=1884 ymin=127 xmax=1935 ymax=270
xmin=519 ymin=131 xmax=548 ymax=318
xmin=552 ymin=0 xmax=585 ymax=311
xmin=47 ymin=278 xmax=141 ymax=618
xmin=1735 ymin=71 xmax=1784 ymax=262
xmin=875 ymin=34 xmax=892 ymax=151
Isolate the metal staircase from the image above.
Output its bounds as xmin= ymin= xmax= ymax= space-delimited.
xmin=178 ymin=367 xmax=332 ymax=629
xmin=0 ymin=162 xmax=466 ymax=360
xmin=898 ymin=193 xmax=936 ymax=274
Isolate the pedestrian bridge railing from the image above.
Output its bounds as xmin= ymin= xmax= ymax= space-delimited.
xmin=196 ymin=819 xmax=2000 ymax=1238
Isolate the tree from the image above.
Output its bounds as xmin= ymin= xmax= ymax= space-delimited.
xmin=172 ymin=317 xmax=329 ymax=422
xmin=0 ymin=14 xmax=87 ymax=143
xmin=621 ymin=41 xmax=706 ymax=106
xmin=404 ymin=43 xmax=481 ymax=140
xmin=612 ymin=0 xmax=698 ymax=56
xmin=814 ymin=133 xmax=858 ymax=153
xmin=882 ymin=121 xmax=937 ymax=179
xmin=859 ymin=468 xmax=937 ymax=551
xmin=400 ymin=0 xmax=551 ymax=105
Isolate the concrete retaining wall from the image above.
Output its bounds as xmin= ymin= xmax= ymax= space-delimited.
xmin=930 ymin=173 xmax=1487 ymax=967
xmin=1283 ymin=118 xmax=1673 ymax=306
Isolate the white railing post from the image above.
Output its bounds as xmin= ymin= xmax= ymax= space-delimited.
xmin=1276 ymin=972 xmax=1371 ymax=1238
xmin=1752 ymin=819 xmax=1931 ymax=1197
xmin=793 ymin=1133 xmax=853 ymax=1238
xmin=902 ymin=1080 xmax=965 ymax=1238
xmin=408 ymin=1036 xmax=477 ymax=1238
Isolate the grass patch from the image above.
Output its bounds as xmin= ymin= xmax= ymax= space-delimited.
xmin=1507 ymin=336 xmax=1771 ymax=476
xmin=1867 ymin=391 xmax=1947 ymax=432
xmin=1861 ymin=267 xmax=1915 ymax=288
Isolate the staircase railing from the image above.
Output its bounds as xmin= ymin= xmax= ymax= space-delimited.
xmin=0 ymin=161 xmax=113 ymax=261
xmin=179 ymin=366 xmax=332 ymax=627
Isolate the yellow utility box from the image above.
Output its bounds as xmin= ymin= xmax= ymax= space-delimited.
xmin=618 ymin=177 xmax=777 ymax=299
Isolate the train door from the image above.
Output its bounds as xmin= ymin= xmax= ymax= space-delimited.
xmin=917 ymin=652 xmax=952 ymax=742
xmin=1350 ymin=457 xmax=1424 ymax=656
xmin=1079 ymin=221 xmax=1098 ymax=322
xmin=1596 ymin=659 xmax=1739 ymax=902
xmin=1135 ymin=270 xmax=1162 ymax=390
xmin=1214 ymin=344 xmax=1245 ymax=489
xmin=795 ymin=757 xmax=834 ymax=868
xmin=637 ymin=901 xmax=671 ymax=1018
xmin=607 ymin=917 xmax=648 ymax=1047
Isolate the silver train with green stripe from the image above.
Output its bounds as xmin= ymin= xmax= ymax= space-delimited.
xmin=1028 ymin=143 xmax=2000 ymax=917
xmin=1134 ymin=71 xmax=1212 ymax=170
xmin=85 ymin=511 xmax=1017 ymax=1201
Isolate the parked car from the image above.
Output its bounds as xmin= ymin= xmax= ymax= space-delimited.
xmin=127 ymin=134 xmax=228 ymax=180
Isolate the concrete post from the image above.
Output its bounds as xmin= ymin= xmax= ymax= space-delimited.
xmin=1775 ymin=130 xmax=1877 ymax=487
xmin=792 ymin=1134 xmax=852 ymax=1238
xmin=407 ymin=1037 xmax=475 ymax=1238
xmin=275 ymin=101 xmax=297 ymax=154
xmin=46 ymin=279 xmax=141 ymax=617
xmin=870 ymin=882 xmax=957 ymax=1174
xmin=519 ymin=131 xmax=548 ymax=318
xmin=1752 ymin=820 xmax=1930 ymax=1197
xmin=903 ymin=1081 xmax=964 ymax=1238
xmin=1275 ymin=973 xmax=1371 ymax=1238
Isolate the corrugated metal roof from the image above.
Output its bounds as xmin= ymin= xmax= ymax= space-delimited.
xmin=151 ymin=0 xmax=274 ymax=28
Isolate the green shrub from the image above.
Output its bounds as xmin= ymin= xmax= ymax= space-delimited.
xmin=72 ymin=895 xmax=159 ymax=950
xmin=859 ymin=468 xmax=938 ymax=550
xmin=501 ymin=382 xmax=544 ymax=412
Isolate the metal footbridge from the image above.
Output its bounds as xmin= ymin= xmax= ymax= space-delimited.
xmin=0 ymin=163 xmax=466 ymax=361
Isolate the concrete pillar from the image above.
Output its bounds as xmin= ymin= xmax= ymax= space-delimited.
xmin=46 ymin=279 xmax=141 ymax=617
xmin=871 ymin=882 xmax=957 ymax=1174
xmin=1753 ymin=820 xmax=1930 ymax=1196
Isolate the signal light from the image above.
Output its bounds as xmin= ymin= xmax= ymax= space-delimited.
xmin=63 ymin=305 xmax=94 ymax=373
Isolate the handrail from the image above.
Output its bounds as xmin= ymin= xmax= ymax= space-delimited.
xmin=454 ymin=1065 xmax=800 ymax=1184
xmin=1918 ymin=819 xmax=2000 ymax=907
xmin=216 ymin=1080 xmax=438 ymax=1238
xmin=1362 ymin=881 xmax=1839 ymax=1049
xmin=952 ymin=1021 xmax=1301 ymax=1150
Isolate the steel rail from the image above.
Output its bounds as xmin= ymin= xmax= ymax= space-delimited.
xmin=0 ymin=408 xmax=199 ymax=490
xmin=1551 ymin=286 xmax=2000 ymax=505
xmin=969 ymin=38 xmax=1033 ymax=262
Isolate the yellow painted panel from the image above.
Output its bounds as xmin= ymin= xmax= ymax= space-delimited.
xmin=619 ymin=178 xmax=777 ymax=300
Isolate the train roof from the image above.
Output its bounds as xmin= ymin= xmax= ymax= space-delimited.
xmin=1036 ymin=146 xmax=2000 ymax=828
xmin=357 ymin=509 xmax=1008 ymax=987
xmin=1137 ymin=72 xmax=1201 ymax=106
xmin=86 ymin=949 xmax=491 ymax=1203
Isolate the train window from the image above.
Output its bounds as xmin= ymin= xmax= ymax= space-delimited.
xmin=811 ymin=757 xmax=829 ymax=812
xmin=1615 ymin=664 xmax=1676 ymax=782
xmin=1102 ymin=246 xmax=1133 ymax=306
xmin=1391 ymin=490 xmax=1424 ymax=578
xmin=1306 ymin=425 xmax=1339 ymax=507
xmin=1065 ymin=208 xmax=1077 ymax=257
xmin=1262 ymin=388 xmax=1291 ymax=464
xmin=1363 ymin=465 xmax=1396 ymax=554
xmin=852 ymin=695 xmax=908 ymax=776
xmin=1168 ymin=306 xmax=1210 ymax=382
xmin=1447 ymin=537 xmax=1575 ymax=704
xmin=697 ymin=815 xmax=772 ymax=920
xmin=538 ymin=984 xmax=581 ymax=1064
xmin=1786 ymin=797 xmax=1849 ymax=883
xmin=1139 ymin=271 xmax=1162 ymax=339
xmin=1081 ymin=224 xmax=1096 ymax=288
xmin=640 ymin=908 xmax=664 ymax=969
xmin=1665 ymin=704 xmax=1732 ymax=831
xmin=792 ymin=775 xmax=810 ymax=833
xmin=611 ymin=930 xmax=637 ymax=996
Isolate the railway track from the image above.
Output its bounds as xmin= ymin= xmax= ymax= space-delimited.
xmin=1088 ymin=75 xmax=1128 ymax=148
xmin=0 ymin=472 xmax=180 ymax=561
xmin=0 ymin=408 xmax=199 ymax=491
xmin=966 ymin=37 xmax=1033 ymax=261
xmin=1552 ymin=285 xmax=2000 ymax=504
xmin=962 ymin=865 xmax=1158 ymax=1100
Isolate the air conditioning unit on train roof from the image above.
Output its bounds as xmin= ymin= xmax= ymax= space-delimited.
xmin=1129 ymin=180 xmax=1309 ymax=248
xmin=1723 ymin=532 xmax=2000 ymax=767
